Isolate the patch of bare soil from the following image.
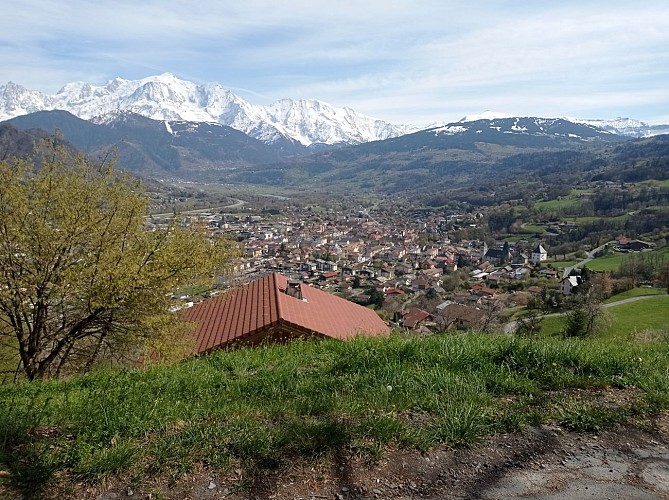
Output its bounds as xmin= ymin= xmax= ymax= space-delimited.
xmin=4 ymin=411 xmax=669 ymax=499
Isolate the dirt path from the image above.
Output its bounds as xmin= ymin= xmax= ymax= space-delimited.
xmin=78 ymin=413 xmax=669 ymax=500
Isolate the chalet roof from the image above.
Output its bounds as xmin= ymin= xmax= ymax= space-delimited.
xmin=561 ymin=276 xmax=582 ymax=287
xmin=181 ymin=273 xmax=389 ymax=354
xmin=440 ymin=303 xmax=485 ymax=325
xmin=402 ymin=308 xmax=431 ymax=329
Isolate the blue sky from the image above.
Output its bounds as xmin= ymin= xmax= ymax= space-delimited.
xmin=2 ymin=0 xmax=668 ymax=126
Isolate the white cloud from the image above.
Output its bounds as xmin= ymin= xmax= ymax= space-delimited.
xmin=1 ymin=1 xmax=668 ymax=124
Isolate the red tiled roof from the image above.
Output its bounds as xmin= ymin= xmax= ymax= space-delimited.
xmin=181 ymin=273 xmax=390 ymax=354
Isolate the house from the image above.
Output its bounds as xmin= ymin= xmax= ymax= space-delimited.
xmin=181 ymin=273 xmax=390 ymax=354
xmin=439 ymin=304 xmax=485 ymax=330
xmin=530 ymin=244 xmax=548 ymax=265
xmin=413 ymin=276 xmax=432 ymax=290
xmin=512 ymin=253 xmax=529 ymax=266
xmin=618 ymin=239 xmax=654 ymax=252
xmin=402 ymin=308 xmax=432 ymax=330
xmin=471 ymin=285 xmax=497 ymax=297
xmin=539 ymin=268 xmax=559 ymax=279
xmin=560 ymin=275 xmax=583 ymax=296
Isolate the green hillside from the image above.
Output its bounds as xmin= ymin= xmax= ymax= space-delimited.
xmin=2 ymin=331 xmax=668 ymax=498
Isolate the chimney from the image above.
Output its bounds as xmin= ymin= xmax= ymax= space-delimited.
xmin=285 ymin=280 xmax=302 ymax=300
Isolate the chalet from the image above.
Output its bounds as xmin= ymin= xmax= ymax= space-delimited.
xmin=617 ymin=237 xmax=654 ymax=252
xmin=439 ymin=303 xmax=485 ymax=330
xmin=181 ymin=273 xmax=390 ymax=354
xmin=539 ymin=268 xmax=559 ymax=279
xmin=560 ymin=275 xmax=583 ymax=296
xmin=402 ymin=308 xmax=432 ymax=330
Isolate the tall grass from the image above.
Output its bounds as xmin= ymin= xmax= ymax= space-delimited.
xmin=1 ymin=333 xmax=668 ymax=495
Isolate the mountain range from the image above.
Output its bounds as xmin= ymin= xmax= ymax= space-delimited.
xmin=0 ymin=73 xmax=414 ymax=151
xmin=2 ymin=74 xmax=668 ymax=150
xmin=1 ymin=73 xmax=668 ymax=193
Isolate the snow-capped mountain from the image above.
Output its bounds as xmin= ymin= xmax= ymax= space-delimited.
xmin=456 ymin=112 xmax=668 ymax=138
xmin=452 ymin=111 xmax=669 ymax=138
xmin=431 ymin=116 xmax=618 ymax=141
xmin=563 ymin=116 xmax=669 ymax=138
xmin=0 ymin=73 xmax=414 ymax=148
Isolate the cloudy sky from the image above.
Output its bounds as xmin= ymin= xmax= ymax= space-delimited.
xmin=2 ymin=0 xmax=668 ymax=126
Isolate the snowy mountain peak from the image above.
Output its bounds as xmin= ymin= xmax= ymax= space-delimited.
xmin=459 ymin=111 xmax=514 ymax=122
xmin=0 ymin=74 xmax=414 ymax=147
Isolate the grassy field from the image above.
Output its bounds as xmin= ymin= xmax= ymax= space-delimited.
xmin=586 ymin=247 xmax=669 ymax=272
xmin=520 ymin=224 xmax=546 ymax=234
xmin=534 ymin=190 xmax=587 ymax=213
xmin=549 ymin=260 xmax=579 ymax=269
xmin=540 ymin=296 xmax=669 ymax=340
xmin=563 ymin=214 xmax=630 ymax=225
xmin=604 ymin=287 xmax=667 ymax=303
xmin=638 ymin=179 xmax=669 ymax=188
xmin=1 ymin=330 xmax=668 ymax=497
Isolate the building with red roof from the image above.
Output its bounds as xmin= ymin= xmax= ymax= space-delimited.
xmin=181 ymin=272 xmax=390 ymax=354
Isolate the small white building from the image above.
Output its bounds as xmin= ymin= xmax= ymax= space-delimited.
xmin=531 ymin=244 xmax=548 ymax=265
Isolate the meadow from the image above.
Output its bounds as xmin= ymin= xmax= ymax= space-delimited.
xmin=540 ymin=295 xmax=669 ymax=341
xmin=586 ymin=247 xmax=669 ymax=272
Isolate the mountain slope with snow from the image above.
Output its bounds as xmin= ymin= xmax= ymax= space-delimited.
xmin=0 ymin=74 xmax=413 ymax=148
xmin=563 ymin=116 xmax=669 ymax=138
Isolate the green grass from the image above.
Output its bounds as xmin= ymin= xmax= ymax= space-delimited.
xmin=587 ymin=246 xmax=669 ymax=272
xmin=638 ymin=179 xmax=669 ymax=188
xmin=584 ymin=253 xmax=628 ymax=272
xmin=563 ymin=214 xmax=630 ymax=224
xmin=540 ymin=296 xmax=669 ymax=340
xmin=605 ymin=287 xmax=667 ymax=303
xmin=1 ymin=332 xmax=668 ymax=496
xmin=535 ymin=198 xmax=580 ymax=212
xmin=534 ymin=190 xmax=587 ymax=213
xmin=549 ymin=260 xmax=579 ymax=269
xmin=521 ymin=224 xmax=546 ymax=234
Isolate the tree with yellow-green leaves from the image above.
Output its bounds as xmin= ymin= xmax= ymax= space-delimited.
xmin=0 ymin=142 xmax=238 ymax=380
